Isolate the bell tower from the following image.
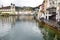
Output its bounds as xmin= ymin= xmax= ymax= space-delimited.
xmin=11 ymin=3 xmax=15 ymax=14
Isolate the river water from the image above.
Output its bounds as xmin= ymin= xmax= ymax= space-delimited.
xmin=0 ymin=16 xmax=60 ymax=40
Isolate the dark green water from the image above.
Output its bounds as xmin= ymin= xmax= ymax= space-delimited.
xmin=0 ymin=16 xmax=60 ymax=40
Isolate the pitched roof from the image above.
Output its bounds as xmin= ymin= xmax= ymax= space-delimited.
xmin=0 ymin=6 xmax=11 ymax=9
xmin=0 ymin=6 xmax=21 ymax=10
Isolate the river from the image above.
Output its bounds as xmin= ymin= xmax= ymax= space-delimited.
xmin=0 ymin=16 xmax=60 ymax=40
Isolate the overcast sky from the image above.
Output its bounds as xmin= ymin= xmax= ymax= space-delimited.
xmin=0 ymin=0 xmax=43 ymax=7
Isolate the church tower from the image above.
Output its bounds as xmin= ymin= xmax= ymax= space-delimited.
xmin=11 ymin=3 xmax=15 ymax=14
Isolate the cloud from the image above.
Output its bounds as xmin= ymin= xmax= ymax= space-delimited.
xmin=1 ymin=0 xmax=14 ymax=6
xmin=0 ymin=0 xmax=43 ymax=7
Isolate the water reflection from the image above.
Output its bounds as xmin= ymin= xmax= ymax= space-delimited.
xmin=0 ymin=16 xmax=43 ymax=40
xmin=0 ymin=16 xmax=16 ymax=37
xmin=0 ymin=16 xmax=60 ymax=40
xmin=38 ymin=22 xmax=60 ymax=40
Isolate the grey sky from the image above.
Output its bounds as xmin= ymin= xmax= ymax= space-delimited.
xmin=0 ymin=0 xmax=43 ymax=7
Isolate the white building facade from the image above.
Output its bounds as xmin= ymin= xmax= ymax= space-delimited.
xmin=39 ymin=0 xmax=60 ymax=21
xmin=0 ymin=3 xmax=15 ymax=14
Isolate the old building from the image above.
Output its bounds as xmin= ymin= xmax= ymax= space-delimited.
xmin=38 ymin=0 xmax=48 ymax=19
xmin=56 ymin=3 xmax=60 ymax=22
xmin=39 ymin=0 xmax=60 ymax=21
xmin=47 ymin=7 xmax=56 ymax=21
xmin=0 ymin=3 xmax=15 ymax=14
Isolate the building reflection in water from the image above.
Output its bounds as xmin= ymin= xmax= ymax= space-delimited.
xmin=0 ymin=16 xmax=16 ymax=37
xmin=0 ymin=15 xmax=34 ymax=38
xmin=37 ymin=22 xmax=60 ymax=40
xmin=16 ymin=15 xmax=34 ymax=21
xmin=0 ymin=15 xmax=60 ymax=40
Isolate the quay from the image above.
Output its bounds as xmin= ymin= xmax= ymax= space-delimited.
xmin=34 ymin=17 xmax=60 ymax=34
xmin=0 ymin=14 xmax=33 ymax=16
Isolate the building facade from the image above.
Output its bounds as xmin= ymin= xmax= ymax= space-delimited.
xmin=39 ymin=0 xmax=60 ymax=21
xmin=0 ymin=3 xmax=15 ymax=14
